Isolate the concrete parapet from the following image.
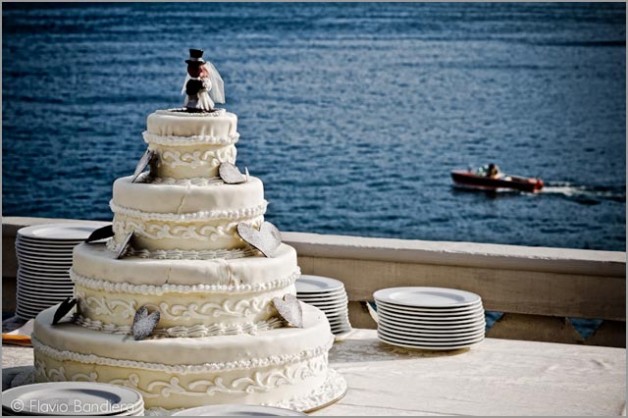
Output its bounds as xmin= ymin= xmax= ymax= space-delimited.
xmin=3 ymin=217 xmax=625 ymax=346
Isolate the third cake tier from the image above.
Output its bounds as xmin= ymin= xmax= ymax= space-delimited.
xmin=71 ymin=243 xmax=299 ymax=336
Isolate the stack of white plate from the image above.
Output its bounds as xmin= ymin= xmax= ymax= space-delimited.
xmin=374 ymin=287 xmax=486 ymax=350
xmin=2 ymin=382 xmax=144 ymax=415
xmin=14 ymin=223 xmax=105 ymax=320
xmin=172 ymin=404 xmax=306 ymax=416
xmin=295 ymin=275 xmax=352 ymax=335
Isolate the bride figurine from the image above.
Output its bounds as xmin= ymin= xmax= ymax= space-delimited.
xmin=182 ymin=49 xmax=225 ymax=112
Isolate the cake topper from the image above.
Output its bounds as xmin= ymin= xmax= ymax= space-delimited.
xmin=182 ymin=49 xmax=225 ymax=113
xmin=52 ymin=297 xmax=79 ymax=325
xmin=219 ymin=162 xmax=249 ymax=184
xmin=237 ymin=221 xmax=282 ymax=258
xmin=131 ymin=306 xmax=161 ymax=340
xmin=273 ymin=294 xmax=304 ymax=328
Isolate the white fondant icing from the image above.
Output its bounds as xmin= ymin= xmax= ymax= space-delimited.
xmin=33 ymin=334 xmax=331 ymax=374
xmin=143 ymin=131 xmax=240 ymax=147
xmin=72 ymin=243 xmax=300 ymax=289
xmin=112 ymin=176 xmax=265 ymax=216
xmin=147 ymin=111 xmax=237 ymax=138
xmin=71 ymin=269 xmax=300 ymax=295
xmin=33 ymin=305 xmax=334 ymax=409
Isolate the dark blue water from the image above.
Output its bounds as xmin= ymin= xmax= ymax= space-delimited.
xmin=3 ymin=3 xmax=626 ymax=251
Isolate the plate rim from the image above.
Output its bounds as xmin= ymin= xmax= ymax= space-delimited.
xmin=374 ymin=286 xmax=481 ymax=308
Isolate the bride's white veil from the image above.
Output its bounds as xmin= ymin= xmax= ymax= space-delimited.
xmin=205 ymin=61 xmax=225 ymax=104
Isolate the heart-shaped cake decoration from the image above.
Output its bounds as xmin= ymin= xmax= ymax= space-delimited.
xmin=115 ymin=232 xmax=134 ymax=259
xmin=219 ymin=162 xmax=248 ymax=184
xmin=85 ymin=225 xmax=114 ymax=244
xmin=273 ymin=294 xmax=304 ymax=328
xmin=237 ymin=222 xmax=282 ymax=258
xmin=131 ymin=306 xmax=161 ymax=341
xmin=132 ymin=149 xmax=158 ymax=183
xmin=52 ymin=297 xmax=78 ymax=325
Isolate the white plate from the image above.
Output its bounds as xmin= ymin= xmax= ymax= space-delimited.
xmin=17 ymin=279 xmax=73 ymax=289
xmin=297 ymin=287 xmax=346 ymax=297
xmin=171 ymin=404 xmax=306 ymax=416
xmin=375 ymin=299 xmax=483 ymax=313
xmin=377 ymin=305 xmax=484 ymax=321
xmin=295 ymin=275 xmax=345 ymax=293
xmin=18 ymin=267 xmax=71 ymax=277
xmin=303 ymin=299 xmax=348 ymax=309
xmin=17 ymin=252 xmax=74 ymax=261
xmin=374 ymin=287 xmax=481 ymax=308
xmin=378 ymin=326 xmax=485 ymax=342
xmin=16 ymin=249 xmax=74 ymax=260
xmin=378 ymin=334 xmax=485 ymax=351
xmin=17 ymin=271 xmax=72 ymax=281
xmin=299 ymin=291 xmax=348 ymax=300
xmin=378 ymin=329 xmax=485 ymax=346
xmin=16 ymin=242 xmax=77 ymax=253
xmin=15 ymin=242 xmax=83 ymax=251
xmin=17 ymin=264 xmax=72 ymax=273
xmin=17 ymin=289 xmax=73 ymax=301
xmin=378 ymin=316 xmax=485 ymax=333
xmin=378 ymin=311 xmax=485 ymax=326
xmin=16 ymin=298 xmax=61 ymax=310
xmin=17 ymin=223 xmax=107 ymax=241
xmin=297 ymin=292 xmax=348 ymax=303
xmin=318 ymin=305 xmax=349 ymax=314
xmin=2 ymin=381 xmax=142 ymax=415
xmin=377 ymin=303 xmax=484 ymax=318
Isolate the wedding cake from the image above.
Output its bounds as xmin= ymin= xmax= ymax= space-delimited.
xmin=31 ymin=50 xmax=345 ymax=412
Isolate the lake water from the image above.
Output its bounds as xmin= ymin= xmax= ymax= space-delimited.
xmin=3 ymin=2 xmax=625 ymax=251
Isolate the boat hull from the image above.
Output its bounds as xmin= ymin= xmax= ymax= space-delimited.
xmin=451 ymin=170 xmax=543 ymax=193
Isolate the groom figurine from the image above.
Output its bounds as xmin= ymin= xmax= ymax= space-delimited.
xmin=182 ymin=49 xmax=225 ymax=113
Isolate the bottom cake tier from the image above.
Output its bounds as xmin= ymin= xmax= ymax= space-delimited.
xmin=32 ymin=304 xmax=346 ymax=412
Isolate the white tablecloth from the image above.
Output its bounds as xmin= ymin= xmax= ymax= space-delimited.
xmin=3 ymin=330 xmax=625 ymax=416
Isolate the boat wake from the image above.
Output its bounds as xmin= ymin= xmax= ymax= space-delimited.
xmin=540 ymin=182 xmax=625 ymax=205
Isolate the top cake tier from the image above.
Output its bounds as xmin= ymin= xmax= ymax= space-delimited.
xmin=143 ymin=110 xmax=240 ymax=179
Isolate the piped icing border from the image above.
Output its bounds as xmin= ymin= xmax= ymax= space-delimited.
xmin=152 ymin=146 xmax=237 ymax=169
xmin=149 ymin=176 xmax=225 ymax=186
xmin=33 ymin=336 xmax=333 ymax=374
xmin=75 ymin=291 xmax=274 ymax=321
xmin=143 ymin=131 xmax=240 ymax=147
xmin=70 ymin=269 xmax=301 ymax=295
xmin=105 ymin=239 xmax=257 ymax=260
xmin=74 ymin=315 xmax=285 ymax=338
xmin=111 ymin=216 xmax=262 ymax=241
xmin=110 ymin=200 xmax=268 ymax=222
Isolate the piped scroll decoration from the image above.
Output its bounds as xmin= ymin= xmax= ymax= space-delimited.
xmin=237 ymin=222 xmax=281 ymax=258
xmin=131 ymin=306 xmax=161 ymax=341
xmin=219 ymin=162 xmax=249 ymax=184
xmin=273 ymin=294 xmax=304 ymax=328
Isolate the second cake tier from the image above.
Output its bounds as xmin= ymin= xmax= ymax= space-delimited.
xmin=111 ymin=175 xmax=266 ymax=252
xmin=71 ymin=243 xmax=300 ymax=336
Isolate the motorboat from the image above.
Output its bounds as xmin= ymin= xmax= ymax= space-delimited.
xmin=451 ymin=166 xmax=543 ymax=193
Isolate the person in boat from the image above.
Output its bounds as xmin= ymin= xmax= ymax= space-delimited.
xmin=487 ymin=163 xmax=501 ymax=178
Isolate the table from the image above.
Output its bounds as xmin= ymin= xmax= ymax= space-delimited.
xmin=3 ymin=330 xmax=625 ymax=415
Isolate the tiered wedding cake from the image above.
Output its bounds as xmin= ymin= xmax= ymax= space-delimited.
xmin=31 ymin=51 xmax=345 ymax=412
